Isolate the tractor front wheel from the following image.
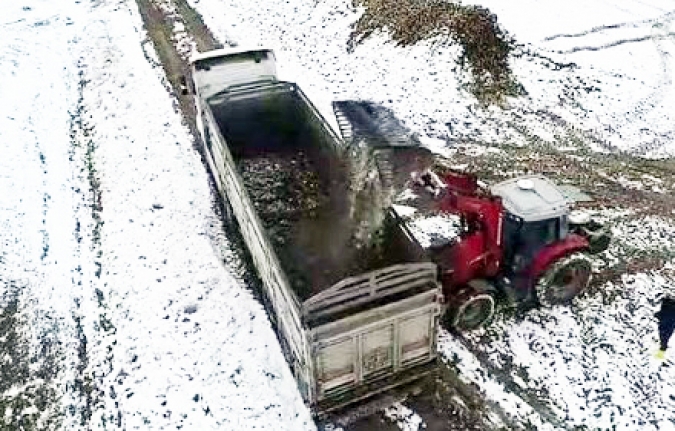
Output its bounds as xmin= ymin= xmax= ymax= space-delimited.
xmin=450 ymin=288 xmax=495 ymax=331
xmin=534 ymin=252 xmax=592 ymax=307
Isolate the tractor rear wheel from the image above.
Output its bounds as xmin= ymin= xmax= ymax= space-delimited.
xmin=450 ymin=288 xmax=495 ymax=331
xmin=534 ymin=252 xmax=592 ymax=307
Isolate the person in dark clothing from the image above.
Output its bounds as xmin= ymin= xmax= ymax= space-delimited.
xmin=655 ymin=296 xmax=675 ymax=360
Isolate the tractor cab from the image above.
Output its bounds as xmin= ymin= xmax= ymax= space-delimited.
xmin=491 ymin=175 xmax=571 ymax=274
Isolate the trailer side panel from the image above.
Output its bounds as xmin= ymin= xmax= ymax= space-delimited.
xmin=200 ymin=102 xmax=314 ymax=401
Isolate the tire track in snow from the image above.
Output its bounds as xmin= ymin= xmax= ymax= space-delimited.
xmin=0 ymin=5 xmax=84 ymax=428
xmin=543 ymin=10 xmax=675 ymax=42
xmin=558 ymin=31 xmax=675 ymax=54
xmin=630 ymin=16 xmax=675 ymax=156
xmin=543 ymin=12 xmax=675 ymax=157
xmin=23 ymin=89 xmax=53 ymax=264
xmin=617 ymin=16 xmax=673 ymax=130
xmin=67 ymin=60 xmax=101 ymax=427
xmin=589 ymin=13 xmax=675 ymax=157
xmin=448 ymin=328 xmax=574 ymax=430
xmin=67 ymin=52 xmax=120 ymax=428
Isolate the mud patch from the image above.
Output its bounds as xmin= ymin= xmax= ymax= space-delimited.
xmin=0 ymin=288 xmax=61 ymax=430
xmin=341 ymin=363 xmax=503 ymax=431
xmin=135 ymin=0 xmax=223 ymax=138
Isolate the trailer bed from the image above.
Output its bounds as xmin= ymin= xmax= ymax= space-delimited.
xmin=209 ymin=88 xmax=411 ymax=300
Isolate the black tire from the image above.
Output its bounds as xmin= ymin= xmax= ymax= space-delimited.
xmin=450 ymin=289 xmax=495 ymax=331
xmin=534 ymin=252 xmax=592 ymax=307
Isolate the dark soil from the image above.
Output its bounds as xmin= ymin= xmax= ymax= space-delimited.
xmin=0 ymin=293 xmax=61 ymax=430
xmin=135 ymin=0 xmax=222 ymax=138
xmin=344 ymin=363 xmax=509 ymax=431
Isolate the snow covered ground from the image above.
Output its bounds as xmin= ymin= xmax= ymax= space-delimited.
xmin=189 ymin=0 xmax=675 ymax=158
xmin=3 ymin=0 xmax=675 ymax=430
xmin=184 ymin=0 xmax=675 ymax=430
xmin=0 ymin=0 xmax=313 ymax=429
xmin=441 ymin=264 xmax=675 ymax=430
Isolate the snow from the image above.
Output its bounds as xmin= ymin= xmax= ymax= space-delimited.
xmin=190 ymin=0 xmax=675 ymax=157
xmin=0 ymin=0 xmax=313 ymax=429
xmin=383 ymin=403 xmax=425 ymax=431
xmin=403 ymin=213 xmax=462 ymax=249
xmin=461 ymin=0 xmax=669 ymax=43
xmin=470 ymin=0 xmax=675 ymax=157
xmin=185 ymin=0 xmax=675 ymax=428
xmin=3 ymin=0 xmax=675 ymax=429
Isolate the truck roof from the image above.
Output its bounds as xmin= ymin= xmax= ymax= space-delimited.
xmin=193 ymin=47 xmax=343 ymax=144
xmin=189 ymin=46 xmax=273 ymax=64
xmin=490 ymin=175 xmax=569 ymax=222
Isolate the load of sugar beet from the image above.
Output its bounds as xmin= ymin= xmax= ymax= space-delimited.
xmin=238 ymin=141 xmax=435 ymax=300
xmin=239 ymin=150 xmax=339 ymax=299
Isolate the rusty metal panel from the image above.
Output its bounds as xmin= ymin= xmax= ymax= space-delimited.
xmin=399 ymin=313 xmax=432 ymax=364
xmin=361 ymin=325 xmax=394 ymax=377
xmin=317 ymin=337 xmax=357 ymax=394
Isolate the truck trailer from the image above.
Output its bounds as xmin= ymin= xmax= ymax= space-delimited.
xmin=185 ymin=47 xmax=444 ymax=415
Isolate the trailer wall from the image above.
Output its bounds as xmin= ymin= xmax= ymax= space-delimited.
xmin=200 ymin=93 xmax=315 ymax=402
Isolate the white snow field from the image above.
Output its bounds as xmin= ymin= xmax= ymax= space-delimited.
xmin=3 ymin=0 xmax=675 ymax=430
xmin=0 ymin=0 xmax=314 ymax=430
xmin=190 ymin=0 xmax=675 ymax=158
xmin=184 ymin=0 xmax=675 ymax=430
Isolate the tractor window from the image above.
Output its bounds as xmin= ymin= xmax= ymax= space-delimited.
xmin=513 ymin=218 xmax=559 ymax=266
xmin=523 ymin=219 xmax=559 ymax=248
xmin=504 ymin=215 xmax=561 ymax=273
xmin=502 ymin=214 xmax=522 ymax=266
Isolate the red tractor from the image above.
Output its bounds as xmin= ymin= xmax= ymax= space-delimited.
xmin=395 ymin=169 xmax=612 ymax=330
xmin=329 ymin=99 xmax=611 ymax=330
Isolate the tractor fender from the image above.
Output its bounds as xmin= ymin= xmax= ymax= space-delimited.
xmin=527 ymin=234 xmax=589 ymax=286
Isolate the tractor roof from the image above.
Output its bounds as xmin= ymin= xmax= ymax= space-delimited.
xmin=490 ymin=175 xmax=569 ymax=222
